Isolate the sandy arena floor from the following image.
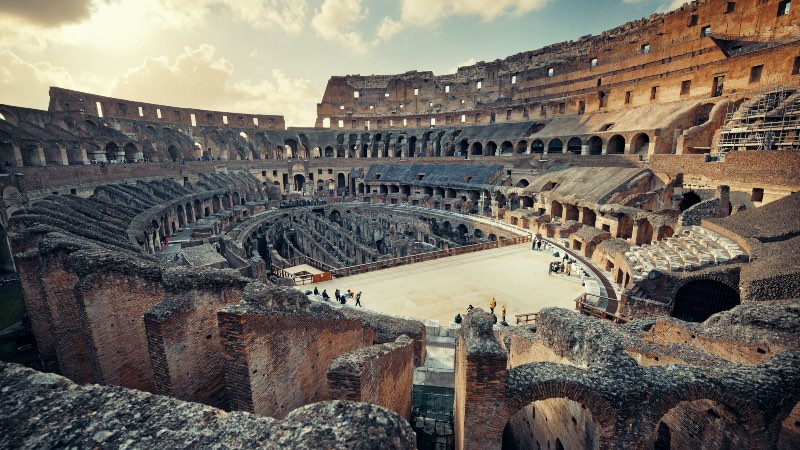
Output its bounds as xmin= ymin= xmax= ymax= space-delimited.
xmin=306 ymin=243 xmax=585 ymax=325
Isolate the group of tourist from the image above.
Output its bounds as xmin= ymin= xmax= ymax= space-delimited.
xmin=280 ymin=199 xmax=327 ymax=208
xmin=531 ymin=236 xmax=544 ymax=251
xmin=312 ymin=286 xmax=362 ymax=307
xmin=454 ymin=298 xmax=508 ymax=326
xmin=549 ymin=253 xmax=576 ymax=276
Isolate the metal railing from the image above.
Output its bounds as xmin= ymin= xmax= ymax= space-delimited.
xmin=574 ymin=293 xmax=627 ymax=324
xmin=515 ymin=312 xmax=539 ymax=325
xmin=331 ymin=235 xmax=531 ymax=278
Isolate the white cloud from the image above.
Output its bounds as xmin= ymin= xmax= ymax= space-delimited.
xmin=400 ymin=0 xmax=550 ymax=26
xmin=311 ymin=0 xmax=368 ymax=53
xmin=375 ymin=17 xmax=402 ymax=43
xmin=447 ymin=58 xmax=477 ymax=74
xmin=0 ymin=51 xmax=79 ymax=108
xmin=110 ymin=45 xmax=319 ymax=127
xmin=0 ymin=0 xmax=97 ymax=27
xmin=219 ymin=0 xmax=308 ymax=34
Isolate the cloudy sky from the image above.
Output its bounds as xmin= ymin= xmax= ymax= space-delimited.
xmin=0 ymin=0 xmax=684 ymax=127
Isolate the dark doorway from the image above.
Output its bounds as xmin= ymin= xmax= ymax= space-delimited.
xmin=679 ymin=191 xmax=702 ymax=211
xmin=672 ymin=280 xmax=740 ymax=322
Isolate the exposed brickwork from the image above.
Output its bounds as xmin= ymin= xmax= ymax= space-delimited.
xmin=327 ymin=335 xmax=414 ymax=419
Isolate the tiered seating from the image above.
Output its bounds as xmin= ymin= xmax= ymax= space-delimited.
xmin=624 ymin=226 xmax=746 ymax=281
xmin=717 ymin=88 xmax=800 ymax=152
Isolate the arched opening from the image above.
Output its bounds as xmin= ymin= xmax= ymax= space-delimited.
xmin=607 ymin=135 xmax=625 ymax=154
xmin=521 ymin=196 xmax=534 ymax=208
xmin=531 ymin=140 xmax=545 ymax=154
xmin=567 ymin=137 xmax=583 ymax=155
xmin=679 ymin=191 xmax=702 ymax=211
xmin=456 ymin=224 xmax=468 ymax=244
xmin=284 ymin=139 xmax=298 ymax=158
xmin=588 ymin=136 xmax=603 ymax=155
xmin=293 ymin=174 xmax=305 ymax=192
xmin=408 ymin=136 xmax=417 ymax=157
xmin=470 ymin=142 xmax=483 ymax=156
xmin=673 ymin=280 xmax=740 ymax=322
xmin=500 ymin=141 xmax=514 ymax=155
xmin=459 ymin=139 xmax=469 ymax=156
xmin=474 ymin=229 xmax=484 ymax=239
xmin=123 ymin=143 xmax=138 ymax=161
xmin=503 ymin=398 xmax=601 ymax=450
xmin=337 ymin=173 xmax=346 ymax=190
xmin=636 ymin=219 xmax=654 ymax=245
xmin=0 ymin=143 xmax=16 ymax=167
xmin=551 ymin=201 xmax=563 ymax=219
xmin=515 ymin=179 xmax=529 ymax=188
xmin=324 ymin=146 xmax=334 ymax=157
xmin=548 ymin=139 xmax=563 ymax=153
xmin=486 ymin=141 xmax=498 ymax=156
xmin=632 ymin=133 xmax=650 ymax=154
xmin=515 ymin=140 xmax=528 ymax=154
xmin=168 ymin=145 xmax=180 ymax=162
xmin=652 ymin=399 xmax=749 ymax=449
xmin=582 ymin=208 xmax=596 ymax=227
xmin=105 ymin=142 xmax=121 ymax=162
xmin=657 ymin=225 xmax=675 ymax=241
xmin=618 ymin=215 xmax=633 ymax=239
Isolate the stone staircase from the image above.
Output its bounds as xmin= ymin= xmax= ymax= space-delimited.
xmin=624 ymin=226 xmax=746 ymax=281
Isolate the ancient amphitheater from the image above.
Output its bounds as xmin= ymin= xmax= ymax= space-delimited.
xmin=1 ymin=0 xmax=800 ymax=449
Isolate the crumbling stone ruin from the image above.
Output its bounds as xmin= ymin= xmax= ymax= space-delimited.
xmin=1 ymin=0 xmax=800 ymax=448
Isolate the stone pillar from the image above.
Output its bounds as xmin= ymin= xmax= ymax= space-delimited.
xmin=601 ymin=142 xmax=608 ymax=155
xmin=581 ymin=142 xmax=590 ymax=156
xmin=53 ymin=145 xmax=69 ymax=165
xmin=27 ymin=144 xmax=47 ymax=166
xmin=454 ymin=310 xmax=508 ymax=450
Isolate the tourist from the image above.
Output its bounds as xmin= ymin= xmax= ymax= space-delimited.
xmin=313 ymin=287 xmax=319 ymax=295
xmin=355 ymin=291 xmax=362 ymax=307
xmin=501 ymin=305 xmax=507 ymax=323
xmin=537 ymin=240 xmax=542 ymax=251
xmin=492 ymin=314 xmax=498 ymax=324
xmin=454 ymin=313 xmax=462 ymax=324
xmin=489 ymin=297 xmax=496 ymax=314
xmin=322 ymin=289 xmax=330 ymax=300
xmin=335 ymin=289 xmax=341 ymax=303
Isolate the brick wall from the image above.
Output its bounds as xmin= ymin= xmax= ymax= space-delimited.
xmin=504 ymin=398 xmax=599 ymax=450
xmin=145 ymin=287 xmax=244 ymax=408
xmin=38 ymin=249 xmax=95 ymax=383
xmin=75 ymin=274 xmax=165 ymax=392
xmin=14 ymin=252 xmax=58 ymax=372
xmin=219 ymin=308 xmax=366 ymax=418
xmin=327 ymin=335 xmax=414 ymax=419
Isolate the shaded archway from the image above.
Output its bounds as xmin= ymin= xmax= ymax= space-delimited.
xmin=531 ymin=140 xmax=544 ymax=154
xmin=679 ymin=191 xmax=702 ymax=211
xmin=672 ymin=279 xmax=740 ymax=322
xmin=123 ymin=143 xmax=138 ymax=161
xmin=500 ymin=141 xmax=513 ymax=155
xmin=588 ymin=136 xmax=603 ymax=155
xmin=651 ymin=399 xmax=750 ymax=449
xmin=470 ymin=142 xmax=483 ymax=156
xmin=515 ymin=140 xmax=528 ymax=154
xmin=567 ymin=137 xmax=583 ymax=155
xmin=515 ymin=179 xmax=529 ymax=188
xmin=105 ymin=142 xmax=121 ymax=161
xmin=486 ymin=141 xmax=498 ymax=156
xmin=167 ymin=145 xmax=180 ymax=162
xmin=607 ymin=135 xmax=625 ymax=154
xmin=293 ymin=174 xmax=306 ymax=192
xmin=632 ymin=133 xmax=650 ymax=154
xmin=548 ymin=139 xmax=563 ymax=153
xmin=503 ymin=398 xmax=601 ymax=450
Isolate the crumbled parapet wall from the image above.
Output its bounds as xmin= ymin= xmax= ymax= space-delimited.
xmin=219 ymin=282 xmax=368 ymax=419
xmin=621 ymin=301 xmax=800 ymax=366
xmin=459 ymin=306 xmax=800 ymax=450
xmin=454 ymin=308 xmax=508 ymax=450
xmin=339 ymin=307 xmax=427 ymax=366
xmin=144 ymin=267 xmax=251 ymax=408
xmin=327 ymin=335 xmax=415 ymax=419
xmin=67 ymin=247 xmax=165 ymax=393
xmin=678 ymin=197 xmax=722 ymax=227
xmin=0 ymin=362 xmax=416 ymax=450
